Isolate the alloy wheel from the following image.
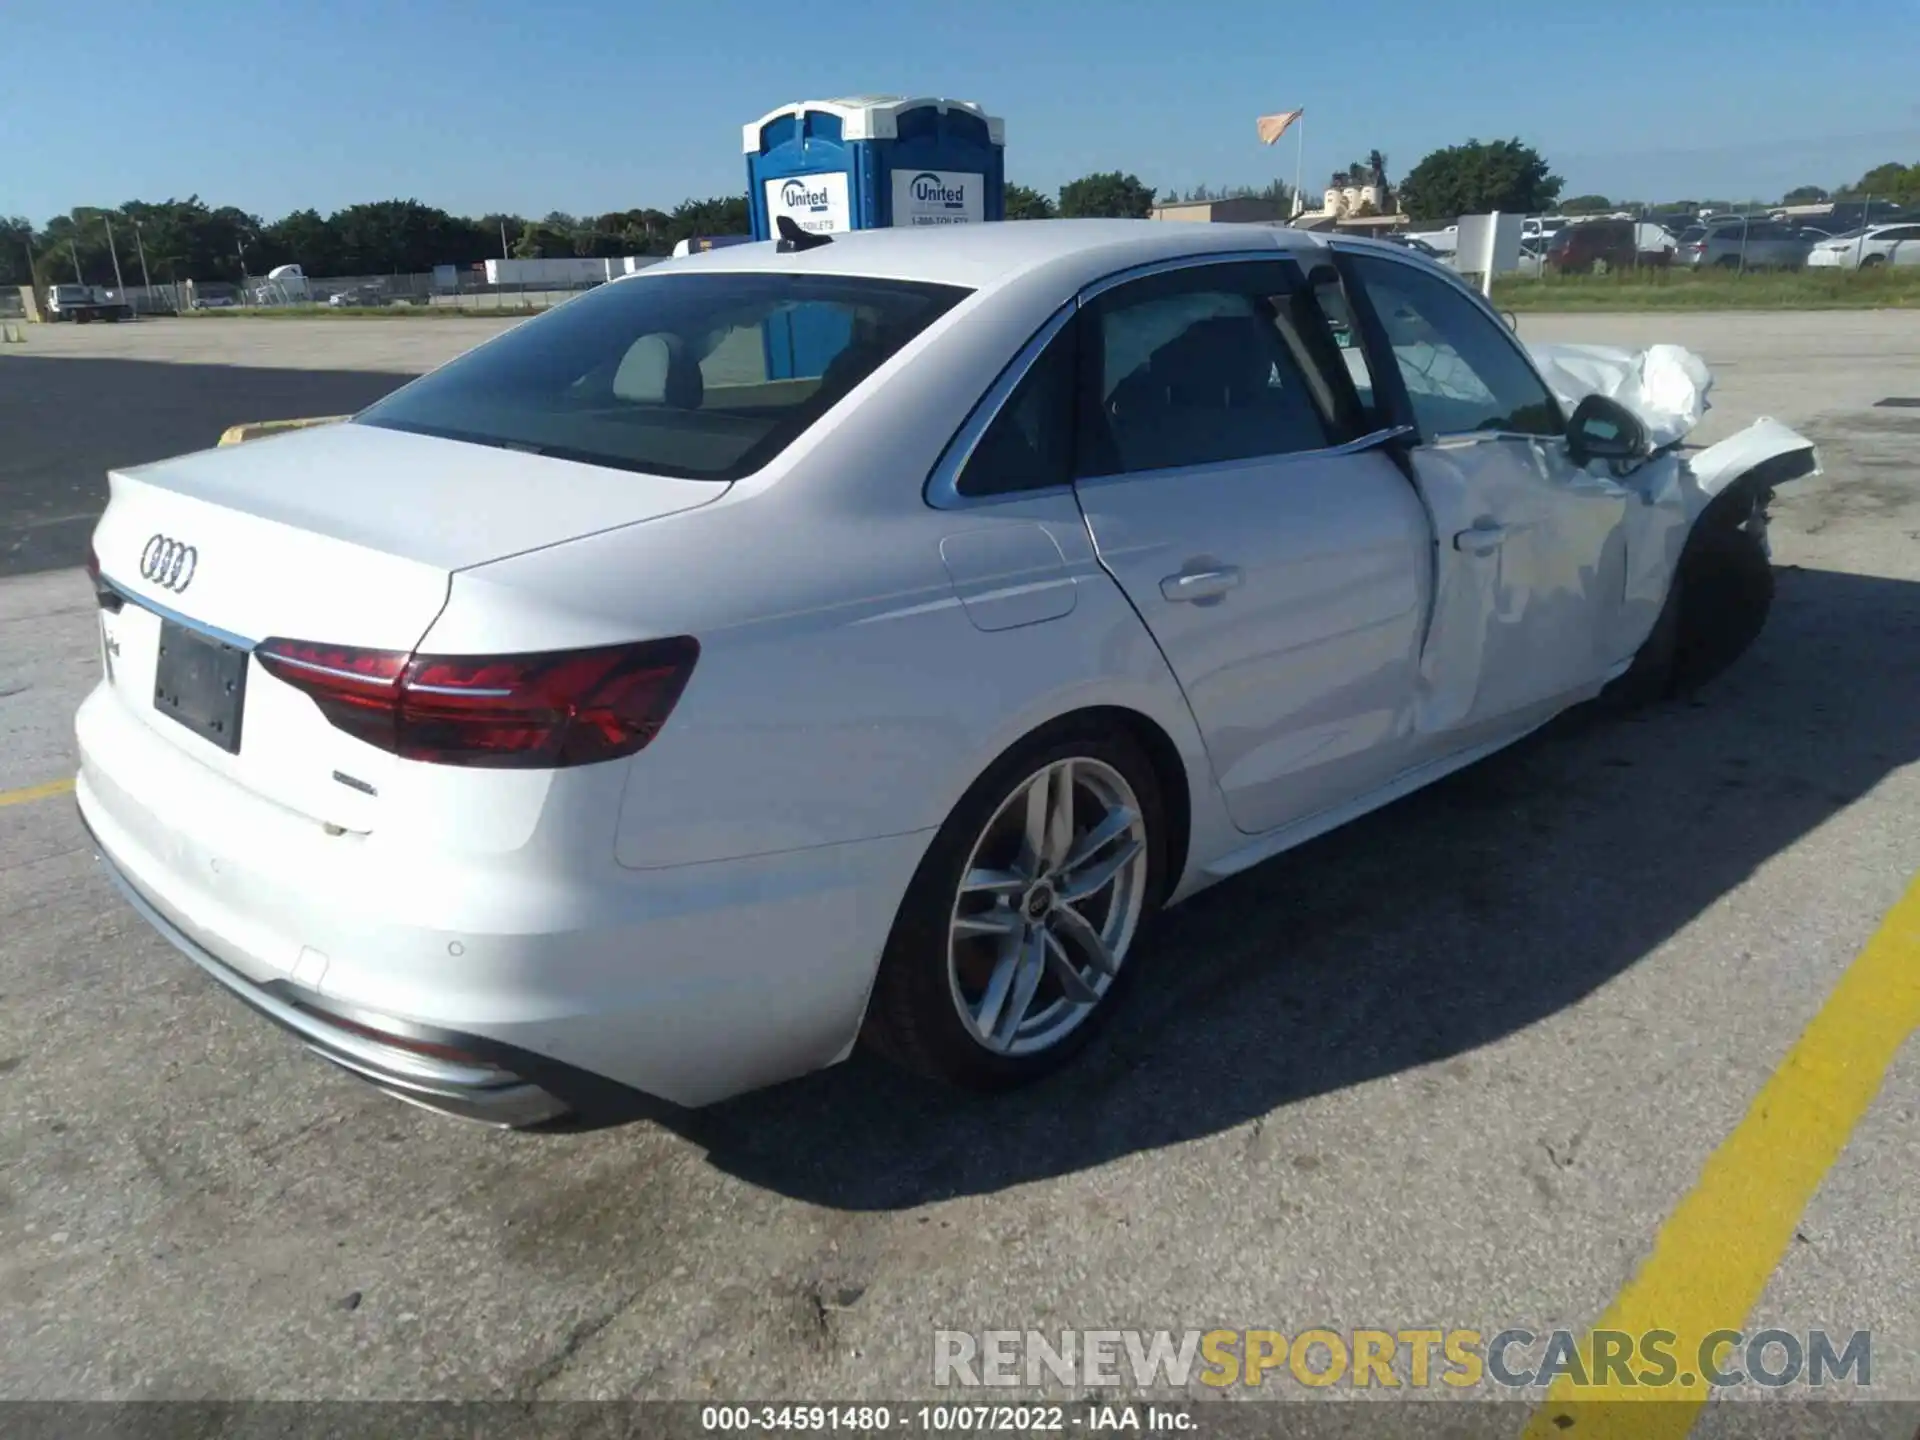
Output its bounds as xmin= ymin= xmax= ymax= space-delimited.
xmin=946 ymin=756 xmax=1150 ymax=1056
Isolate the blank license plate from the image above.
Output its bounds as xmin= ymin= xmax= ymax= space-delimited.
xmin=153 ymin=620 xmax=248 ymax=754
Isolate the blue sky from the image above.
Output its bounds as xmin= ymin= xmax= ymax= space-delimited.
xmin=6 ymin=0 xmax=1918 ymax=224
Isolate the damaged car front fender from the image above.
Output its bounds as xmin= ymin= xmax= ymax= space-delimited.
xmin=1529 ymin=341 xmax=1820 ymax=685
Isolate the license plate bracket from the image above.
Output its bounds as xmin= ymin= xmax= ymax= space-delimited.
xmin=153 ymin=621 xmax=248 ymax=754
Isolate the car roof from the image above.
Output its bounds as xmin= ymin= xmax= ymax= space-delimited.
xmin=640 ymin=218 xmax=1329 ymax=291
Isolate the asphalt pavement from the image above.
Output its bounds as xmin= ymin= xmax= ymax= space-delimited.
xmin=1 ymin=313 xmax=1917 ymax=1416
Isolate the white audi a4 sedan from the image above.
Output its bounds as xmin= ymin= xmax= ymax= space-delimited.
xmin=77 ymin=220 xmax=1817 ymax=1127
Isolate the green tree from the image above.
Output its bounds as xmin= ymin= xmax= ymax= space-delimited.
xmin=1003 ymin=183 xmax=1056 ymax=220
xmin=1057 ymin=172 xmax=1157 ymax=219
xmin=663 ymin=195 xmax=750 ymax=241
xmin=1838 ymin=162 xmax=1919 ymax=202
xmin=477 ymin=213 xmax=526 ymax=258
xmin=1562 ymin=194 xmax=1612 ymax=214
xmin=1781 ymin=185 xmax=1829 ymax=204
xmin=512 ymin=220 xmax=575 ymax=259
xmin=264 ymin=209 xmax=341 ymax=276
xmin=0 ymin=216 xmax=35 ymax=287
xmin=1398 ymin=139 xmax=1562 ymax=222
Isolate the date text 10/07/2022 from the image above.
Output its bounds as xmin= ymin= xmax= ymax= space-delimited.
xmin=701 ymin=1405 xmax=1194 ymax=1433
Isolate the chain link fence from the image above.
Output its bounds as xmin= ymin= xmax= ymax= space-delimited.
xmin=11 ymin=260 xmax=675 ymax=322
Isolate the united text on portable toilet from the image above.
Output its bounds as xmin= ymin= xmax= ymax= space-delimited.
xmin=743 ymin=96 xmax=1006 ymax=377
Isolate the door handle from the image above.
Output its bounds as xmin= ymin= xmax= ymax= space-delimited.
xmin=1453 ymin=524 xmax=1509 ymax=556
xmin=1161 ymin=566 xmax=1243 ymax=602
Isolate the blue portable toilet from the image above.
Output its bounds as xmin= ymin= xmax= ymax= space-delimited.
xmin=743 ymin=97 xmax=1007 ymax=378
xmin=742 ymin=95 xmax=1007 ymax=241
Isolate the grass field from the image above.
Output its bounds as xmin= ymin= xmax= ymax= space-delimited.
xmin=1493 ymin=265 xmax=1920 ymax=311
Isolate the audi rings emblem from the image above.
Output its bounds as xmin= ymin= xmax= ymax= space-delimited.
xmin=139 ymin=534 xmax=198 ymax=593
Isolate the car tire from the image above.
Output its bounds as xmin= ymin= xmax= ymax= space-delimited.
xmin=862 ymin=724 xmax=1167 ymax=1091
xmin=1861 ymin=254 xmax=1887 ymax=269
xmin=1606 ymin=486 xmax=1775 ymax=707
xmin=1669 ymin=494 xmax=1775 ymax=693
xmin=1715 ymin=255 xmax=1742 ymax=270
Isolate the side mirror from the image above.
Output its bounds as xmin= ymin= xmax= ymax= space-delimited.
xmin=1566 ymin=393 xmax=1650 ymax=467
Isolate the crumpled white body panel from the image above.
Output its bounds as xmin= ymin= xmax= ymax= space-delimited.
xmin=1529 ymin=340 xmax=1818 ymax=513
xmin=1528 ymin=342 xmax=1715 ymax=449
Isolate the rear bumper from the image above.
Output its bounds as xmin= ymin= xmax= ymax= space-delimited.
xmin=81 ymin=803 xmax=570 ymax=1128
xmin=74 ymin=681 xmax=928 ymax=1115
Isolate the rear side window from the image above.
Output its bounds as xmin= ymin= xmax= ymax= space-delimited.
xmin=356 ymin=272 xmax=971 ymax=480
xmin=957 ymin=319 xmax=1078 ymax=498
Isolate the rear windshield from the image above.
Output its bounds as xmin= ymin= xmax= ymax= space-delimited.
xmin=356 ymin=271 xmax=972 ymax=481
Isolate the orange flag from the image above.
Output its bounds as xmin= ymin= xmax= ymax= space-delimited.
xmin=1256 ymin=109 xmax=1304 ymax=145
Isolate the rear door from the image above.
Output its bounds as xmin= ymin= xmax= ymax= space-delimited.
xmin=1882 ymin=225 xmax=1920 ymax=264
xmin=1327 ymin=246 xmax=1634 ymax=737
xmin=1068 ymin=256 xmax=1434 ymax=836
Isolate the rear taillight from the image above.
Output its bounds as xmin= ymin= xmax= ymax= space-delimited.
xmin=86 ymin=541 xmax=123 ymax=612
xmin=254 ymin=636 xmax=699 ymax=769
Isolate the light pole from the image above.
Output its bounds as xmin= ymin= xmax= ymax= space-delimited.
xmin=132 ymin=220 xmax=153 ymax=289
xmin=103 ymin=215 xmax=127 ymax=293
xmin=70 ymin=239 xmax=84 ymax=285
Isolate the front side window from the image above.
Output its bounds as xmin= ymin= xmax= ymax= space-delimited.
xmin=1343 ymin=253 xmax=1563 ymax=439
xmin=357 ymin=272 xmax=970 ymax=480
xmin=1079 ymin=264 xmax=1333 ymax=476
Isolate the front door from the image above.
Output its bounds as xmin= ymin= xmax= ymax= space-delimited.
xmin=1070 ymin=258 xmax=1433 ymax=836
xmin=1329 ymin=248 xmax=1634 ymax=737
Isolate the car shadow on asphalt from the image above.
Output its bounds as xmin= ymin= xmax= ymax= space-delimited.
xmin=0 ymin=357 xmax=411 ymax=580
xmin=649 ymin=564 xmax=1920 ymax=1208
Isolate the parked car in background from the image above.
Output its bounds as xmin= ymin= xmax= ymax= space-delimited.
xmin=1804 ymin=222 xmax=1920 ymax=269
xmin=1379 ymin=234 xmax=1444 ymax=258
xmin=47 ymin=284 xmax=134 ymax=322
xmin=1814 ymin=201 xmax=1911 ymax=234
xmin=1680 ymin=220 xmax=1814 ymax=270
xmin=1544 ymin=219 xmax=1674 ymax=274
xmin=328 ymin=285 xmax=391 ymax=308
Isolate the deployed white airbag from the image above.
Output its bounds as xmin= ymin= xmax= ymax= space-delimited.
xmin=1528 ymin=342 xmax=1714 ymax=449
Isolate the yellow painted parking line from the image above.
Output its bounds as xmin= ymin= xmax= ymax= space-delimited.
xmin=1522 ymin=872 xmax=1920 ymax=1439
xmin=0 ymin=777 xmax=75 ymax=809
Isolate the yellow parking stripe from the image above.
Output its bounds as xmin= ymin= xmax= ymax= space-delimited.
xmin=1522 ymin=872 xmax=1920 ymax=1439
xmin=0 ymin=777 xmax=75 ymax=809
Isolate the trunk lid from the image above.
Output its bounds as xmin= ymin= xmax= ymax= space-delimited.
xmin=90 ymin=421 xmax=726 ymax=830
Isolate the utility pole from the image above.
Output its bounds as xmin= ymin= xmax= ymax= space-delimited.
xmin=500 ymin=218 xmax=510 ymax=259
xmin=70 ymin=240 xmax=84 ymax=285
xmin=104 ymin=215 xmax=127 ymax=293
xmin=132 ymin=220 xmax=153 ymax=289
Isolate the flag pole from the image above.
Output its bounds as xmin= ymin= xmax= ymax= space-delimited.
xmin=1293 ymin=114 xmax=1305 ymax=218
